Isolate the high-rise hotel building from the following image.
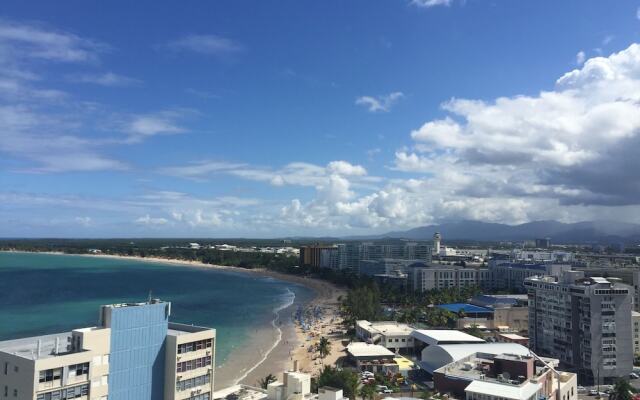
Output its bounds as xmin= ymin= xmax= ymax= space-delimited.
xmin=0 ymin=300 xmax=215 ymax=400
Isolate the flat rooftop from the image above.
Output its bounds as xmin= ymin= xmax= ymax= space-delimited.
xmin=465 ymin=379 xmax=540 ymax=400
xmin=347 ymin=342 xmax=395 ymax=358
xmin=212 ymin=385 xmax=268 ymax=400
xmin=168 ymin=322 xmax=215 ymax=336
xmin=357 ymin=321 xmax=413 ymax=336
xmin=411 ymin=329 xmax=486 ymax=346
xmin=0 ymin=332 xmax=75 ymax=360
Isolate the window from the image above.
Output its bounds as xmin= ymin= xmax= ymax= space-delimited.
xmin=178 ymin=339 xmax=213 ymax=354
xmin=39 ymin=368 xmax=62 ymax=383
xmin=3 ymin=362 xmax=7 ymax=375
xmin=68 ymin=362 xmax=89 ymax=377
xmin=176 ymin=374 xmax=211 ymax=391
xmin=36 ymin=384 xmax=89 ymax=400
xmin=177 ymin=356 xmax=212 ymax=373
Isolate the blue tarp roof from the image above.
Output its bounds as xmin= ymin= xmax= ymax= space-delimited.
xmin=437 ymin=303 xmax=494 ymax=314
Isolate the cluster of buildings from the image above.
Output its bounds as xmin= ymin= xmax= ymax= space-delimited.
xmin=0 ymin=300 xmax=215 ymax=400
xmin=350 ymin=323 xmax=577 ymax=400
xmin=185 ymin=243 xmax=299 ymax=256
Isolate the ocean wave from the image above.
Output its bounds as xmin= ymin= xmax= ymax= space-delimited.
xmin=232 ymin=287 xmax=296 ymax=385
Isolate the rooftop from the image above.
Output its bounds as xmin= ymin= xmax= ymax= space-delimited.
xmin=0 ymin=332 xmax=75 ymax=360
xmin=356 ymin=320 xmax=413 ymax=336
xmin=411 ymin=330 xmax=486 ymax=346
xmin=167 ymin=322 xmax=215 ymax=336
xmin=437 ymin=303 xmax=494 ymax=314
xmin=498 ymin=333 xmax=528 ymax=341
xmin=465 ymin=379 xmax=541 ymax=400
xmin=212 ymin=385 xmax=268 ymax=400
xmin=347 ymin=342 xmax=396 ymax=358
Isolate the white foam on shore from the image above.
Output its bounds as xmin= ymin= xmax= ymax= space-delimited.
xmin=232 ymin=287 xmax=296 ymax=385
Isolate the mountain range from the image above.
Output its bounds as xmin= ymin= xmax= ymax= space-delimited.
xmin=353 ymin=220 xmax=640 ymax=244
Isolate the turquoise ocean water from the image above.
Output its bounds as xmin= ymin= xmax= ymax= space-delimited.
xmin=0 ymin=252 xmax=314 ymax=366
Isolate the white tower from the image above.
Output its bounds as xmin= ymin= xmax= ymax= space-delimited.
xmin=433 ymin=232 xmax=441 ymax=256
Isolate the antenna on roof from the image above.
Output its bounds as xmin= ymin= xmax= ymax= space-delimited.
xmin=148 ymin=290 xmax=153 ymax=303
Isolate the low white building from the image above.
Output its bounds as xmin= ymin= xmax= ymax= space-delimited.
xmin=411 ymin=329 xmax=486 ymax=347
xmin=355 ymin=321 xmax=414 ymax=352
xmin=346 ymin=342 xmax=397 ymax=373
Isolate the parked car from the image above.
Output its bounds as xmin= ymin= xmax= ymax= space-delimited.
xmin=630 ymin=373 xmax=639 ymax=379
xmin=589 ymin=390 xmax=599 ymax=396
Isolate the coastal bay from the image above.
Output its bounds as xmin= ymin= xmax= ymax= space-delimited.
xmin=0 ymin=251 xmax=343 ymax=388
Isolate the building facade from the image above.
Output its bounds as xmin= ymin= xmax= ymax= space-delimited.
xmin=525 ymin=275 xmax=633 ymax=384
xmin=0 ymin=300 xmax=215 ymax=400
xmin=299 ymin=245 xmax=337 ymax=268
xmin=408 ymin=263 xmax=491 ymax=292
xmin=489 ymin=261 xmax=573 ymax=292
xmin=334 ymin=242 xmax=432 ymax=272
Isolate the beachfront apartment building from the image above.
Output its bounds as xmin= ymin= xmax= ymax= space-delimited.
xmin=0 ymin=300 xmax=215 ymax=400
xmin=525 ymin=274 xmax=633 ymax=384
xmin=324 ymin=242 xmax=432 ymax=272
xmin=408 ymin=263 xmax=491 ymax=292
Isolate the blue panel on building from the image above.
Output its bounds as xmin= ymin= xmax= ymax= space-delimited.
xmin=437 ymin=303 xmax=494 ymax=314
xmin=107 ymin=302 xmax=169 ymax=400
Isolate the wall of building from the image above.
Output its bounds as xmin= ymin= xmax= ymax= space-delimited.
xmin=103 ymin=302 xmax=170 ymax=400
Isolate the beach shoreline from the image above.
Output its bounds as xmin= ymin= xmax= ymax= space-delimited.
xmin=0 ymin=250 xmax=347 ymax=388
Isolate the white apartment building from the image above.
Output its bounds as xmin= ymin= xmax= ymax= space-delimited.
xmin=0 ymin=301 xmax=215 ymax=400
xmin=525 ymin=275 xmax=633 ymax=384
xmin=408 ymin=263 xmax=491 ymax=292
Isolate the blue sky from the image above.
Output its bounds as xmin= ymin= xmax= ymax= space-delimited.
xmin=1 ymin=0 xmax=640 ymax=237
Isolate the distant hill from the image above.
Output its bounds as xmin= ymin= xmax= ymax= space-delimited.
xmin=355 ymin=220 xmax=640 ymax=244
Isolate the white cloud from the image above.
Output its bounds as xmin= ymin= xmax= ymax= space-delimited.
xmin=0 ymin=18 xmax=108 ymax=65
xmin=164 ymin=34 xmax=243 ymax=57
xmin=277 ymin=43 xmax=640 ymax=232
xmin=74 ymin=216 xmax=92 ymax=227
xmin=576 ymin=50 xmax=586 ymax=65
xmin=125 ymin=111 xmax=188 ymax=142
xmin=162 ymin=160 xmax=376 ymax=188
xmin=135 ymin=214 xmax=169 ymax=226
xmin=0 ymin=105 xmax=128 ymax=172
xmin=327 ymin=161 xmax=367 ymax=176
xmin=355 ymin=92 xmax=404 ymax=112
xmin=411 ymin=0 xmax=453 ymax=8
xmin=68 ymin=72 xmax=141 ymax=87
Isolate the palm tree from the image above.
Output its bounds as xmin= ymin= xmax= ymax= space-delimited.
xmin=610 ymin=379 xmax=633 ymax=400
xmin=317 ymin=336 xmax=332 ymax=364
xmin=258 ymin=373 xmax=277 ymax=389
xmin=359 ymin=383 xmax=376 ymax=400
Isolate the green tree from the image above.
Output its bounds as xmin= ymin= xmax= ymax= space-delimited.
xmin=359 ymin=384 xmax=376 ymax=400
xmin=258 ymin=373 xmax=277 ymax=389
xmin=317 ymin=366 xmax=359 ymax=399
xmin=610 ymin=379 xmax=634 ymax=400
xmin=317 ymin=336 xmax=332 ymax=364
xmin=465 ymin=324 xmax=483 ymax=339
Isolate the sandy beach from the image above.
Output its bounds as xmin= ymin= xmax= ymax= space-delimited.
xmin=1 ymin=250 xmax=347 ymax=388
